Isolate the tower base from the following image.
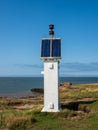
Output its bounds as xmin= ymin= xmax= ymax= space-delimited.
xmin=41 ymin=107 xmax=61 ymax=112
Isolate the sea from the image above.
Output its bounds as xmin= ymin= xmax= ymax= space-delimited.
xmin=0 ymin=77 xmax=98 ymax=97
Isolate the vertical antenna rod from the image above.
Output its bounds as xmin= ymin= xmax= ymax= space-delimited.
xmin=49 ymin=24 xmax=54 ymax=57
xmin=49 ymin=24 xmax=54 ymax=38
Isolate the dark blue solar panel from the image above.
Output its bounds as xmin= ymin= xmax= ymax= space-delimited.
xmin=41 ymin=39 xmax=61 ymax=58
xmin=41 ymin=40 xmax=50 ymax=57
xmin=52 ymin=39 xmax=61 ymax=57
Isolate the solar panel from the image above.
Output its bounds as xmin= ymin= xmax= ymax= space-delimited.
xmin=41 ymin=40 xmax=50 ymax=57
xmin=52 ymin=39 xmax=61 ymax=57
xmin=41 ymin=38 xmax=61 ymax=59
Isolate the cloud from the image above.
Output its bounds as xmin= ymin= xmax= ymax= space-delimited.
xmin=13 ymin=62 xmax=98 ymax=76
xmin=61 ymin=62 xmax=98 ymax=72
xmin=14 ymin=64 xmax=43 ymax=69
xmin=14 ymin=62 xmax=98 ymax=72
xmin=59 ymin=62 xmax=98 ymax=76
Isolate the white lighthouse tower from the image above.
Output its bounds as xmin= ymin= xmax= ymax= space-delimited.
xmin=41 ymin=24 xmax=61 ymax=112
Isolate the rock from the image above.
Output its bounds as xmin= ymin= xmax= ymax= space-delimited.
xmin=31 ymin=88 xmax=44 ymax=94
xmin=59 ymin=82 xmax=72 ymax=88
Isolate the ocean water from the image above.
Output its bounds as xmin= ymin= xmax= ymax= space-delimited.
xmin=0 ymin=77 xmax=98 ymax=96
xmin=0 ymin=77 xmax=43 ymax=94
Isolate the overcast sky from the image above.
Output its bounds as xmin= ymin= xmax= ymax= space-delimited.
xmin=0 ymin=0 xmax=98 ymax=77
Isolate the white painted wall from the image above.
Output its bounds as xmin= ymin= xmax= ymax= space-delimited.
xmin=42 ymin=60 xmax=60 ymax=112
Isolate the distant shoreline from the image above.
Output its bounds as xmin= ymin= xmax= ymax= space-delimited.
xmin=0 ymin=82 xmax=98 ymax=98
xmin=0 ymin=77 xmax=98 ymax=95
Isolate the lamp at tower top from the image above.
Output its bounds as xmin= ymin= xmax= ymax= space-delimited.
xmin=49 ymin=24 xmax=54 ymax=29
xmin=49 ymin=24 xmax=54 ymax=37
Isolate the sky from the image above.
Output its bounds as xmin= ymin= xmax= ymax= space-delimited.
xmin=0 ymin=0 xmax=98 ymax=77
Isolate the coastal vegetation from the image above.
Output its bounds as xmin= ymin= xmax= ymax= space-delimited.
xmin=0 ymin=83 xmax=98 ymax=130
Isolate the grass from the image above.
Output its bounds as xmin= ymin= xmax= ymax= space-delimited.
xmin=0 ymin=83 xmax=98 ymax=130
xmin=60 ymin=84 xmax=98 ymax=100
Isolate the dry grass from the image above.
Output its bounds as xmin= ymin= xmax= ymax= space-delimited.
xmin=60 ymin=83 xmax=98 ymax=101
xmin=6 ymin=115 xmax=33 ymax=129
